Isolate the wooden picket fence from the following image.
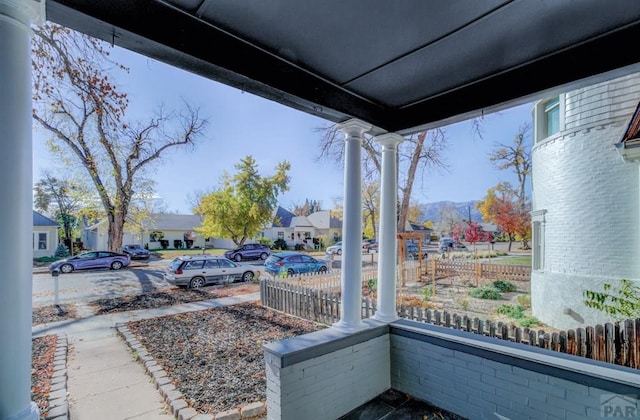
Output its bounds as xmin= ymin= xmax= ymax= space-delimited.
xmin=428 ymin=259 xmax=531 ymax=282
xmin=260 ymin=278 xmax=640 ymax=369
xmin=268 ymin=259 xmax=530 ymax=293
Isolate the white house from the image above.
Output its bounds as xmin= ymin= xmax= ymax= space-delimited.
xmin=307 ymin=209 xmax=343 ymax=245
xmin=261 ymin=206 xmax=316 ymax=249
xmin=32 ymin=210 xmax=59 ymax=258
xmin=83 ymin=213 xmax=209 ymax=250
xmin=531 ymin=72 xmax=640 ymax=329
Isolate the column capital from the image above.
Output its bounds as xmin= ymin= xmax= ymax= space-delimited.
xmin=374 ymin=132 xmax=404 ymax=149
xmin=336 ymin=119 xmax=372 ymax=138
xmin=0 ymin=0 xmax=45 ymax=25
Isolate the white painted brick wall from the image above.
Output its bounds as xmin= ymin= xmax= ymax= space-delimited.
xmin=266 ymin=334 xmax=390 ymax=420
xmin=531 ymin=72 xmax=640 ymax=329
xmin=390 ymin=334 xmax=633 ymax=420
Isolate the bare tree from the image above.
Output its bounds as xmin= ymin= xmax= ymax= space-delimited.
xmin=489 ymin=123 xmax=532 ymax=205
xmin=316 ymin=125 xmax=448 ymax=233
xmin=32 ymin=23 xmax=208 ymax=251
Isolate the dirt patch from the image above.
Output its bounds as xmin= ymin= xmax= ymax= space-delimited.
xmin=389 ymin=275 xmax=559 ymax=332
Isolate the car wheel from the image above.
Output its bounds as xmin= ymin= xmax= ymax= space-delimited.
xmin=337 ymin=249 xmax=342 ymax=255
xmin=190 ymin=277 xmax=205 ymax=288
xmin=287 ymin=269 xmax=295 ymax=277
xmin=111 ymin=261 xmax=123 ymax=270
xmin=234 ymin=254 xmax=242 ymax=262
xmin=60 ymin=263 xmax=73 ymax=274
xmin=318 ymin=266 xmax=327 ymax=273
xmin=260 ymin=252 xmax=268 ymax=260
xmin=242 ymin=271 xmax=254 ymax=282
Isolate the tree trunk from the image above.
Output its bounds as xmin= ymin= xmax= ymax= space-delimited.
xmin=107 ymin=211 xmax=125 ymax=252
xmin=398 ymin=132 xmax=425 ymax=233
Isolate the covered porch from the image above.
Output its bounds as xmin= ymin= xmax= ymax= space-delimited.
xmin=3 ymin=1 xmax=640 ymax=419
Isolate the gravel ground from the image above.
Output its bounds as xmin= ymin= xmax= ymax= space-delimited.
xmin=126 ymin=302 xmax=325 ymax=414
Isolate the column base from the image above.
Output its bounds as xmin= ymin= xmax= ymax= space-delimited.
xmin=332 ymin=319 xmax=367 ymax=333
xmin=372 ymin=311 xmax=399 ymax=323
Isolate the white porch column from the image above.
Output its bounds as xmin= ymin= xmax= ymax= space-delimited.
xmin=373 ymin=133 xmax=403 ymax=322
xmin=0 ymin=1 xmax=43 ymax=419
xmin=333 ymin=119 xmax=371 ymax=332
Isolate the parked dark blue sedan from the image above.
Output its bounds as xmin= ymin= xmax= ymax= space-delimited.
xmin=264 ymin=251 xmax=329 ymax=277
xmin=49 ymin=251 xmax=131 ymax=273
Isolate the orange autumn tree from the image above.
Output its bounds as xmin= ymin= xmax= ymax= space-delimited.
xmin=477 ymin=182 xmax=530 ymax=252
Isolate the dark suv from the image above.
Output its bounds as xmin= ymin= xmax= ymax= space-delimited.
xmin=224 ymin=243 xmax=270 ymax=262
xmin=122 ymin=244 xmax=151 ymax=260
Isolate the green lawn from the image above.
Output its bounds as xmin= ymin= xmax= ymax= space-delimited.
xmin=489 ymin=256 xmax=531 ymax=266
xmin=151 ymin=248 xmax=226 ymax=260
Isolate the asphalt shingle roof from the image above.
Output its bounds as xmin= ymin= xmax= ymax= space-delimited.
xmin=33 ymin=210 xmax=59 ymax=227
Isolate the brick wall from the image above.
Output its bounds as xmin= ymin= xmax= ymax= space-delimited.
xmin=531 ymin=73 xmax=640 ymax=329
xmin=264 ymin=322 xmax=390 ymax=420
xmin=390 ymin=320 xmax=640 ymax=420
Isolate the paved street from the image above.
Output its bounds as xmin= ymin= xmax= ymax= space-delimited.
xmin=32 ymin=259 xmax=263 ymax=307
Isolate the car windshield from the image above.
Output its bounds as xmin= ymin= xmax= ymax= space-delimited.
xmin=127 ymin=245 xmax=143 ymax=249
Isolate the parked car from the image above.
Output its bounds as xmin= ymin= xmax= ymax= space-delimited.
xmin=49 ymin=251 xmax=131 ymax=274
xmin=362 ymin=238 xmax=377 ymax=251
xmin=264 ymin=251 xmax=329 ymax=277
xmin=438 ymin=238 xmax=468 ymax=253
xmin=406 ymin=244 xmax=428 ymax=260
xmin=224 ymin=243 xmax=271 ymax=262
xmin=122 ymin=244 xmax=151 ymax=260
xmin=164 ymin=254 xmax=257 ymax=288
xmin=325 ymin=241 xmax=343 ymax=256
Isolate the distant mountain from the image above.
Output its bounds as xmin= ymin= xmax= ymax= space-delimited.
xmin=419 ymin=201 xmax=483 ymax=223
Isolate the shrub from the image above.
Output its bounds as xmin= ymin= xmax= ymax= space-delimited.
xmin=583 ymin=279 xmax=640 ymax=321
xmin=257 ymin=237 xmax=272 ymax=247
xmin=492 ymin=280 xmax=517 ymax=293
xmin=422 ymin=285 xmax=433 ymax=301
xmin=519 ymin=316 xmax=540 ymax=328
xmin=496 ymin=304 xmax=526 ymax=319
xmin=367 ymin=278 xmax=377 ymax=293
xmin=469 ymin=286 xmax=501 ymax=300
xmin=54 ymin=243 xmax=70 ymax=258
xmin=517 ymin=294 xmax=531 ymax=308
xmin=458 ymin=298 xmax=470 ymax=310
xmin=272 ymin=238 xmax=288 ymax=250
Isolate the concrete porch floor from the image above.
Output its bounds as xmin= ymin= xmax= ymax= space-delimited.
xmin=339 ymin=389 xmax=467 ymax=420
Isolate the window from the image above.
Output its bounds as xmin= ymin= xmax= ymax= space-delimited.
xmin=304 ymin=232 xmax=311 ymax=239
xmin=545 ymin=97 xmax=560 ymax=137
xmin=534 ymin=95 xmax=564 ymax=144
xmin=33 ymin=232 xmax=48 ymax=251
xmin=205 ymin=260 xmax=219 ymax=269
xmin=531 ymin=210 xmax=546 ymax=271
xmin=277 ymin=232 xmax=284 ymax=240
xmin=183 ymin=260 xmax=204 ymax=270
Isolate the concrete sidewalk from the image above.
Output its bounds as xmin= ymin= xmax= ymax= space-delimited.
xmin=32 ymin=292 xmax=261 ymax=420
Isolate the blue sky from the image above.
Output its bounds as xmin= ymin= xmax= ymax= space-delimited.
xmin=32 ymin=46 xmax=534 ymax=216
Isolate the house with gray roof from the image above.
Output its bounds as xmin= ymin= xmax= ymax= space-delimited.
xmin=84 ymin=213 xmax=208 ymax=250
xmin=33 ymin=210 xmax=59 ymax=258
xmin=261 ymin=206 xmax=318 ymax=249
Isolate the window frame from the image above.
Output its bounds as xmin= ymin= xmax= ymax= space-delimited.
xmin=33 ymin=231 xmax=49 ymax=251
xmin=534 ymin=94 xmax=565 ymax=144
xmin=531 ymin=209 xmax=547 ymax=271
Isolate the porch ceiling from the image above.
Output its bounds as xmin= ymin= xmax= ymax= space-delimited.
xmin=46 ymin=0 xmax=640 ymax=134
